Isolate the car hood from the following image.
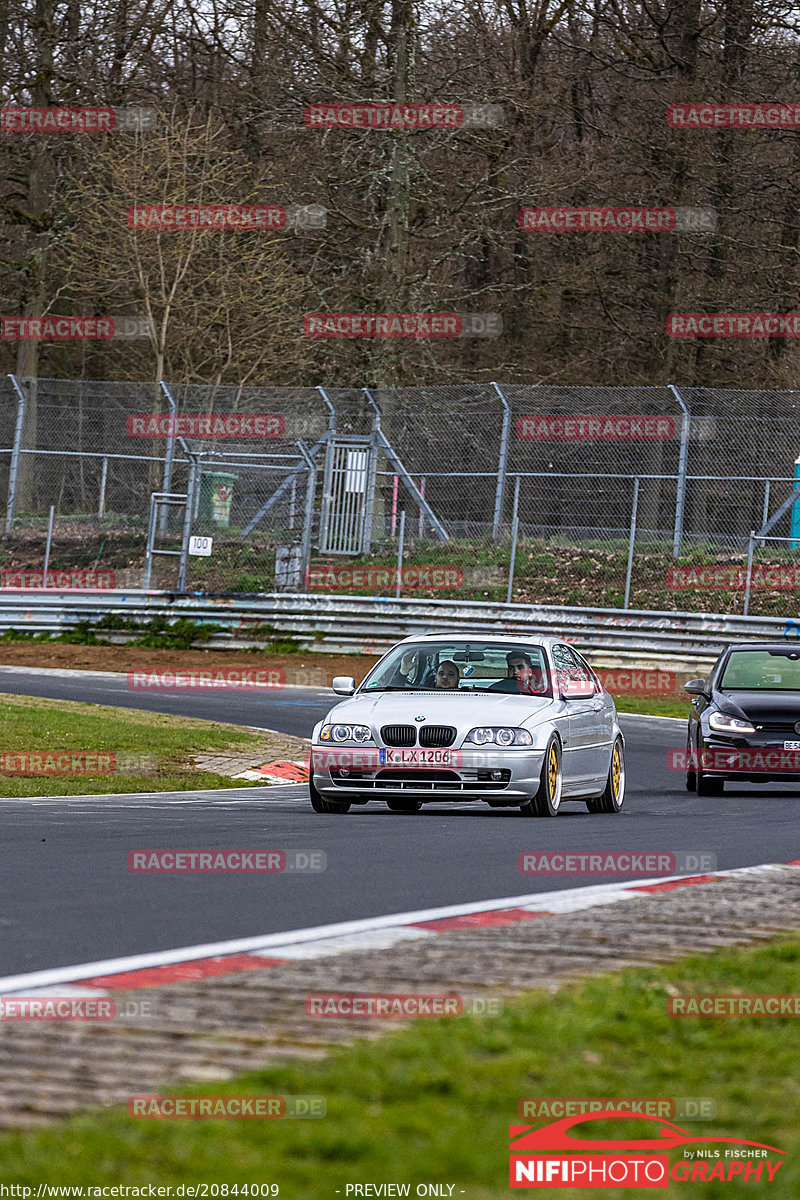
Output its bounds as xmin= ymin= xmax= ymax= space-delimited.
xmin=323 ymin=690 xmax=557 ymax=729
xmin=715 ymin=689 xmax=800 ymax=722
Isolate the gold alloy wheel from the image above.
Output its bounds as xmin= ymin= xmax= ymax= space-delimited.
xmin=548 ymin=742 xmax=561 ymax=807
xmin=611 ymin=743 xmax=622 ymax=797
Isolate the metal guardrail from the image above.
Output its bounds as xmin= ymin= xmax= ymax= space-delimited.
xmin=0 ymin=589 xmax=793 ymax=660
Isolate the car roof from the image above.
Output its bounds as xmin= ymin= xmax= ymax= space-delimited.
xmin=396 ymin=631 xmax=561 ymax=649
xmin=721 ymin=642 xmax=799 ymax=651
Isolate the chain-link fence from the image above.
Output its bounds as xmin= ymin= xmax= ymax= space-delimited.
xmin=3 ymin=377 xmax=800 ymax=614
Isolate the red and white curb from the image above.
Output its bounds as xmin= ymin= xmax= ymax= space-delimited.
xmin=233 ymin=759 xmax=309 ymax=783
xmin=2 ymin=860 xmax=798 ymax=999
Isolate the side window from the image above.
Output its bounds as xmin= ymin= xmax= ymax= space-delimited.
xmin=573 ymin=649 xmax=602 ymax=692
xmin=552 ymin=644 xmax=595 ymax=697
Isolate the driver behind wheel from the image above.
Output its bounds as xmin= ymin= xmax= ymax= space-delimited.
xmin=488 ymin=651 xmax=544 ymax=694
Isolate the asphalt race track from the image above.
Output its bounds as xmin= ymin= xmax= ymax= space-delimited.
xmin=2 ymin=665 xmax=800 ymax=977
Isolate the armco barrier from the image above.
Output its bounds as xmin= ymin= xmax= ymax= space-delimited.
xmin=0 ymin=589 xmax=792 ymax=660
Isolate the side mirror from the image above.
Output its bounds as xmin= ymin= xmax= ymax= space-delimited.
xmin=332 ymin=675 xmax=356 ymax=696
xmin=561 ymin=678 xmax=597 ymax=700
xmin=684 ymin=678 xmax=709 ymax=698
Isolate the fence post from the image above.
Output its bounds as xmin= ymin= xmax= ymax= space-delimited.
xmin=668 ymin=384 xmax=691 ymax=558
xmin=192 ymin=458 xmax=202 ymax=520
xmin=143 ymin=493 xmax=157 ymax=590
xmin=623 ymin=477 xmax=640 ymax=610
xmin=42 ymin=505 xmax=55 ymax=585
xmin=362 ymin=429 xmax=379 ymax=553
xmin=289 ymin=476 xmax=297 ymax=529
xmin=176 ymin=456 xmax=199 ymax=592
xmin=744 ymin=531 xmax=755 ymax=616
xmin=98 ymin=456 xmax=109 ymax=518
xmin=158 ymin=381 xmax=178 ymax=535
xmin=297 ymin=441 xmax=317 ymax=587
xmin=491 ymin=382 xmax=511 ymax=542
xmin=506 ymin=475 xmax=520 ymax=604
xmin=396 ymin=509 xmax=406 ymax=598
xmin=5 ymin=374 xmax=27 ymax=535
xmin=758 ymin=480 xmax=771 ymax=549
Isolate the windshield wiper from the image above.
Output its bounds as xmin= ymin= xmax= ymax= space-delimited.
xmin=363 ymin=685 xmax=421 ymax=692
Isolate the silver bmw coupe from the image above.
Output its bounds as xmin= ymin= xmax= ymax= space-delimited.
xmin=309 ymin=634 xmax=625 ymax=817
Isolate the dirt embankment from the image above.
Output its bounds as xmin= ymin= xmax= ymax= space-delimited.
xmin=0 ymin=641 xmax=380 ymax=685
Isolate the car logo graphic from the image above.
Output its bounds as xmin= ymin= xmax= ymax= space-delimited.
xmin=794 ymin=721 xmax=800 ymax=735
xmin=509 ymin=1113 xmax=785 ymax=1188
xmin=509 ymin=1112 xmax=784 ymax=1154
xmin=414 ymin=715 xmax=425 ymax=722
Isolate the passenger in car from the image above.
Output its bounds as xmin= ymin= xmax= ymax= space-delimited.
xmin=434 ymin=660 xmax=460 ymax=689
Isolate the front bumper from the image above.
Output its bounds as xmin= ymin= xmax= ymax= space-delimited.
xmin=696 ymin=734 xmax=800 ymax=782
xmin=310 ymin=745 xmax=545 ymax=803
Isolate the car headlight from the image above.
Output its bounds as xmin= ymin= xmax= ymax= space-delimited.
xmin=464 ymin=727 xmax=533 ymax=747
xmin=708 ymin=712 xmax=756 ymax=735
xmin=319 ymin=723 xmax=373 ymax=743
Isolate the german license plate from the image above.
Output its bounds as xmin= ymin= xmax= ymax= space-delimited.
xmin=378 ymin=748 xmax=452 ymax=766
xmin=784 ymin=740 xmax=800 ymax=750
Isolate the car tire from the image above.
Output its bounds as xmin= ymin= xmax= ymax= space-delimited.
xmin=519 ymin=736 xmax=562 ymax=817
xmin=309 ymin=778 xmax=351 ymax=814
xmin=586 ymin=737 xmax=625 ymax=814
xmin=686 ymin=736 xmax=697 ymax=792
xmin=386 ymin=798 xmax=423 ymax=813
xmin=697 ymin=773 xmax=724 ymax=796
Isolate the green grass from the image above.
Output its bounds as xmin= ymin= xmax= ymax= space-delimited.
xmin=0 ymin=618 xmax=304 ymax=653
xmin=0 ymin=694 xmax=280 ymax=795
xmin=0 ymin=938 xmax=798 ymax=1195
xmin=617 ymin=695 xmax=691 ymax=718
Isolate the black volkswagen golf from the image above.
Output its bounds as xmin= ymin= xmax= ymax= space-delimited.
xmin=685 ymin=642 xmax=800 ymax=795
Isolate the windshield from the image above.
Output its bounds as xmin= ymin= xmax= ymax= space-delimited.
xmin=361 ymin=641 xmax=552 ymax=694
xmin=719 ymin=649 xmax=800 ymax=692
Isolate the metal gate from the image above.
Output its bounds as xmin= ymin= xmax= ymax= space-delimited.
xmin=319 ymin=436 xmax=377 ymax=554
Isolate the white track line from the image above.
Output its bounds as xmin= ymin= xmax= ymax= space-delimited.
xmin=619 ymin=712 xmax=687 ymax=723
xmin=0 ymin=664 xmax=331 ymax=692
xmin=1 ymin=861 xmax=794 ymax=995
